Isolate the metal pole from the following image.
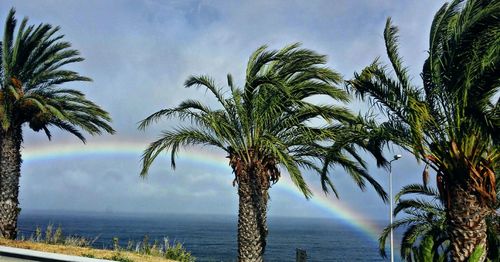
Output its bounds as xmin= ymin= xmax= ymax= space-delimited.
xmin=389 ymin=155 xmax=401 ymax=262
xmin=389 ymin=162 xmax=394 ymax=262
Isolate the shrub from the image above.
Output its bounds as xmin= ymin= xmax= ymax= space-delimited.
xmin=21 ymin=226 xmax=195 ymax=261
xmin=108 ymin=253 xmax=134 ymax=262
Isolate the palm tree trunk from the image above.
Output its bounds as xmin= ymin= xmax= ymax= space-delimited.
xmin=237 ymin=167 xmax=268 ymax=262
xmin=0 ymin=127 xmax=22 ymax=239
xmin=448 ymin=184 xmax=490 ymax=262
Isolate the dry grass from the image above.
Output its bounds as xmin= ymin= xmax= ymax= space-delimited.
xmin=0 ymin=238 xmax=177 ymax=262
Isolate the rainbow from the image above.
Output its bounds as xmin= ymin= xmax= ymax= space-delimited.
xmin=22 ymin=140 xmax=383 ymax=243
xmin=274 ymin=178 xmax=382 ymax=242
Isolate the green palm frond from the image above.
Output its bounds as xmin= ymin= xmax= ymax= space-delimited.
xmin=141 ymin=127 xmax=227 ymax=176
xmin=383 ymin=18 xmax=412 ymax=91
xmin=381 ymin=181 xmax=499 ymax=261
xmin=379 ymin=184 xmax=447 ymax=260
xmin=395 ymin=184 xmax=440 ymax=201
xmin=350 ymin=0 xmax=499 ymax=209
xmin=0 ymin=8 xmax=114 ymax=139
xmin=394 ymin=199 xmax=444 ymax=216
xmin=140 ymin=43 xmax=388 ymax=201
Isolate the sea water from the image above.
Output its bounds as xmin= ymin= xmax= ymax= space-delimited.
xmin=18 ymin=211 xmax=392 ymax=261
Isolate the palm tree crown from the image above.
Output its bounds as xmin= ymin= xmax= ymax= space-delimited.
xmin=0 ymin=8 xmax=114 ymax=139
xmin=349 ymin=1 xmax=499 ymax=260
xmin=350 ymin=0 xmax=499 ymax=205
xmin=139 ymin=43 xmax=386 ymax=199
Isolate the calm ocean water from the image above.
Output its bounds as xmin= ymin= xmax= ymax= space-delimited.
xmin=18 ymin=211 xmax=393 ymax=261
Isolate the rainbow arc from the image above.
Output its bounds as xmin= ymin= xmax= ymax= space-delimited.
xmin=23 ymin=140 xmax=382 ymax=243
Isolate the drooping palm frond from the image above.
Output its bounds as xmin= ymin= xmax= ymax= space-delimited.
xmin=0 ymin=8 xmax=114 ymax=139
xmin=379 ymin=184 xmax=447 ymax=260
xmin=395 ymin=184 xmax=441 ymax=202
xmin=380 ymin=182 xmax=500 ymax=261
xmin=349 ymin=0 xmax=499 ymax=207
xmin=139 ymin=43 xmax=388 ymax=200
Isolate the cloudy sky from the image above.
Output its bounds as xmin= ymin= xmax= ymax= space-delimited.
xmin=2 ymin=0 xmax=445 ymax=221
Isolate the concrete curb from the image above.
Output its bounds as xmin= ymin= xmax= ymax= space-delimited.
xmin=0 ymin=245 xmax=115 ymax=262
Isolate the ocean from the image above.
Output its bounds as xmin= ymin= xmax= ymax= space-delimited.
xmin=18 ymin=211 xmax=392 ymax=261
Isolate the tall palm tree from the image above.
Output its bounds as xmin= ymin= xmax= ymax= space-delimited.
xmin=0 ymin=9 xmax=115 ymax=239
xmin=139 ymin=44 xmax=387 ymax=261
xmin=348 ymin=1 xmax=499 ymax=260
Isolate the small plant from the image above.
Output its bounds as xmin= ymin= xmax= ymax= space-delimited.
xmin=142 ymin=234 xmax=151 ymax=254
xmin=53 ymin=225 xmax=63 ymax=244
xmin=108 ymin=253 xmax=134 ymax=262
xmin=44 ymin=224 xmax=53 ymax=243
xmin=82 ymin=253 xmax=95 ymax=258
xmin=152 ymin=239 xmax=159 ymax=254
xmin=126 ymin=239 xmax=134 ymax=251
xmin=27 ymin=224 xmax=65 ymax=244
xmin=111 ymin=235 xmax=195 ymax=262
xmin=34 ymin=226 xmax=42 ymax=242
xmin=113 ymin=237 xmax=120 ymax=251
xmin=63 ymin=235 xmax=91 ymax=247
xmin=163 ymin=238 xmax=195 ymax=262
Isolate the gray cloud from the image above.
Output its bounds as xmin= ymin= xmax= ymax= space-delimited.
xmin=3 ymin=0 xmax=445 ymax=220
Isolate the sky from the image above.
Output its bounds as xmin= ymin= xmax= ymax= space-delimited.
xmin=1 ymin=0 xmax=446 ymax=222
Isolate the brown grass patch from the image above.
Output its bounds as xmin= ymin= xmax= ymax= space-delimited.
xmin=0 ymin=238 xmax=177 ymax=262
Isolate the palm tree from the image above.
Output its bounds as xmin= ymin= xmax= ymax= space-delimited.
xmin=379 ymin=183 xmax=499 ymax=261
xmin=139 ymin=44 xmax=387 ymax=261
xmin=349 ymin=2 xmax=499 ymax=260
xmin=0 ymin=9 xmax=115 ymax=239
xmin=379 ymin=184 xmax=448 ymax=261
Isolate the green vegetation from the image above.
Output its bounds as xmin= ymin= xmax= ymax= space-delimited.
xmin=0 ymin=8 xmax=115 ymax=239
xmin=108 ymin=253 xmax=135 ymax=262
xmin=19 ymin=224 xmax=95 ymax=247
xmin=15 ymin=224 xmax=194 ymax=262
xmin=139 ymin=44 xmax=388 ymax=260
xmin=0 ymin=237 xmax=177 ymax=262
xmin=113 ymin=236 xmax=195 ymax=262
xmin=406 ymin=238 xmax=490 ymax=262
xmin=410 ymin=236 xmax=447 ymax=262
xmin=379 ymin=184 xmax=447 ymax=261
xmin=379 ymin=184 xmax=499 ymax=261
xmin=349 ymin=0 xmax=499 ymax=260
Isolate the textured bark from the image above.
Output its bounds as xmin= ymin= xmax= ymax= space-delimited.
xmin=448 ymin=184 xmax=490 ymax=262
xmin=237 ymin=168 xmax=269 ymax=262
xmin=0 ymin=127 xmax=22 ymax=239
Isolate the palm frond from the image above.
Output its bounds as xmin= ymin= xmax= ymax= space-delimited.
xmin=140 ymin=44 xmax=387 ymax=205
xmin=0 ymin=8 xmax=114 ymax=138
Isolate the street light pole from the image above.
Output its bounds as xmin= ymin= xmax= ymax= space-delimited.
xmin=389 ymin=154 xmax=402 ymax=262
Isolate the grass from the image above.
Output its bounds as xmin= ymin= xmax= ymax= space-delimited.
xmin=112 ymin=235 xmax=195 ymax=262
xmin=0 ymin=224 xmax=195 ymax=262
xmin=0 ymin=238 xmax=175 ymax=262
